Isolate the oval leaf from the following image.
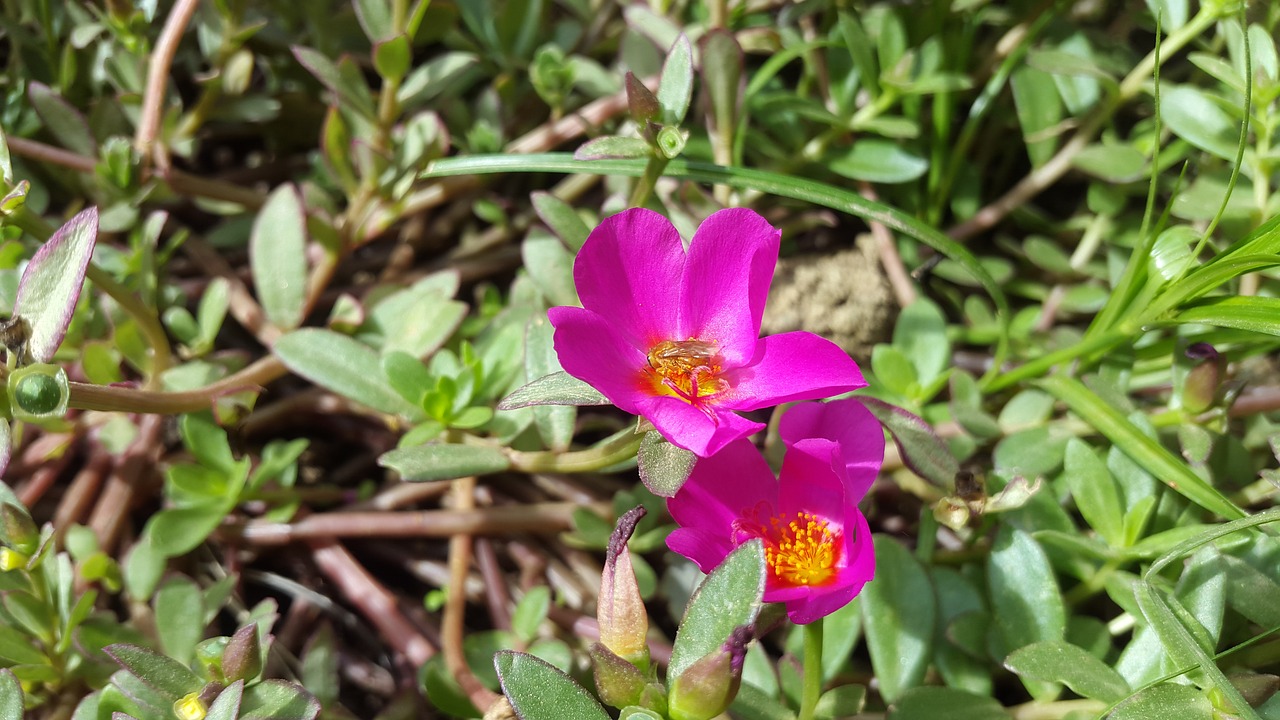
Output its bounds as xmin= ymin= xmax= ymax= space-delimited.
xmin=14 ymin=207 xmax=99 ymax=364
xmin=669 ymin=540 xmax=766 ymax=681
xmin=987 ymin=526 xmax=1065 ymax=657
xmin=858 ymin=398 xmax=956 ymax=486
xmin=104 ymin=643 xmax=202 ymax=701
xmin=499 ymin=371 xmax=610 ymax=410
xmin=251 ymin=184 xmax=308 ymax=331
xmin=860 ymin=536 xmax=935 ymax=703
xmin=274 ymin=329 xmax=418 ymax=416
xmin=1003 ymin=640 xmax=1129 ymax=702
xmin=378 ymin=443 xmax=511 ymax=482
xmin=829 ymin=140 xmax=928 ymax=184
xmin=637 ymin=431 xmax=696 ymax=497
xmin=888 ymin=687 xmax=1007 ymax=720
xmin=494 ymin=651 xmax=610 ymax=720
xmin=0 ymin=669 xmax=20 ymax=720
xmin=1108 ymin=683 xmax=1214 ymax=720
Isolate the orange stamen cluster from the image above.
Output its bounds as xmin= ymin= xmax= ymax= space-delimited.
xmin=761 ymin=511 xmax=841 ymax=587
xmin=646 ymin=338 xmax=729 ymax=403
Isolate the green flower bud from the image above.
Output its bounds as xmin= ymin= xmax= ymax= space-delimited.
xmin=1181 ymin=343 xmax=1225 ymax=414
xmin=0 ymin=503 xmax=39 ymax=555
xmin=8 ymin=364 xmax=69 ymax=420
xmin=221 ymin=625 xmax=262 ymax=684
xmin=588 ymin=642 xmax=646 ymax=709
xmin=174 ymin=692 xmax=207 ymax=720
xmin=195 ymin=636 xmax=230 ymax=682
xmin=656 ymin=127 xmax=688 ymax=159
xmin=667 ymin=625 xmax=750 ymax=720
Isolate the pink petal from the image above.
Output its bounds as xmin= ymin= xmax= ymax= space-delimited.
xmin=723 ymin=332 xmax=865 ymax=411
xmin=667 ymin=439 xmax=777 ymax=536
xmin=679 ymin=209 xmax=781 ymax=365
xmin=637 ymin=395 xmax=764 ymax=457
xmin=548 ymin=306 xmax=649 ymax=412
xmin=785 ymin=511 xmax=874 ymax=624
xmin=776 ymin=437 xmax=847 ymax=519
xmin=572 ymin=208 xmax=685 ymax=350
xmin=781 ymin=398 xmax=885 ymax=502
xmin=666 ymin=527 xmax=736 ymax=574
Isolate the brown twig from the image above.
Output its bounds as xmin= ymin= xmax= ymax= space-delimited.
xmin=1231 ymin=387 xmax=1280 ymax=417
xmin=475 ymin=538 xmax=513 ymax=632
xmin=310 ymin=539 xmax=434 ymax=666
xmin=53 ymin=448 xmax=111 ymax=534
xmin=858 ymin=182 xmax=917 ymax=308
xmin=442 ymin=477 xmax=501 ymax=711
xmin=134 ymin=0 xmax=202 ymax=171
xmin=88 ymin=414 xmax=164 ymax=554
xmin=235 ymin=502 xmax=591 ymax=546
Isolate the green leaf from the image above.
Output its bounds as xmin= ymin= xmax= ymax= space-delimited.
xmin=206 ymin=680 xmax=245 ymax=720
xmin=1071 ymin=143 xmax=1146 ymax=181
xmin=828 ymin=140 xmax=928 ymax=184
xmin=274 ymin=329 xmax=419 ymax=417
xmin=239 ymin=679 xmax=321 ymax=720
xmin=0 ymin=670 xmax=20 ymax=720
xmin=1162 ymin=85 xmax=1240 ymax=161
xmin=871 ymin=344 xmax=918 ymax=397
xmin=291 ymin=46 xmax=375 ymax=119
xmin=378 ymin=443 xmax=511 ymax=481
xmin=887 ymin=687 xmax=1007 ymax=720
xmin=512 ymin=586 xmax=551 ymax=644
xmin=1108 ymin=683 xmax=1214 ymax=720
xmin=701 ymin=29 xmax=742 ymax=152
xmin=250 ymin=184 xmax=308 ymax=331
xmin=1172 ymin=296 xmax=1280 ymax=338
xmin=894 ymin=298 xmax=949 ymax=386
xmin=499 ymin=370 xmax=609 ymax=409
xmin=1009 ymin=66 xmax=1062 ymax=167
xmin=1038 ymin=375 xmax=1244 ymax=519
xmin=373 ymin=34 xmax=412 ymax=82
xmin=27 ymin=82 xmax=96 ymax=156
xmin=1062 ymin=439 xmax=1126 ymax=547
xmin=147 ymin=507 xmax=225 ymax=558
xmin=1003 ymin=640 xmax=1129 ymax=702
xmin=657 ymin=35 xmax=694 ymax=125
xmin=669 ymin=540 xmax=766 ymax=681
xmin=574 ymin=136 xmax=652 ymax=160
xmin=860 ymin=536 xmax=935 ymax=703
xmin=858 ymin=398 xmax=956 ymax=487
xmin=14 ymin=207 xmax=99 ymax=364
xmin=154 ymin=577 xmax=204 ymax=665
xmin=494 ymin=651 xmax=610 ymax=720
xmin=987 ymin=526 xmax=1065 ymax=656
xmin=814 ymin=685 xmax=865 ymax=719
xmin=730 ymin=684 xmax=796 ymax=720
xmin=531 ymin=192 xmax=590 ymax=251
xmin=524 ymin=318 xmax=576 ymax=452
xmin=353 ymin=0 xmax=393 ymax=41
xmin=636 ymin=431 xmax=696 ymax=497
xmin=523 ymin=228 xmax=578 ymax=307
xmin=0 ymin=624 xmax=46 ymax=665
xmin=180 ymin=412 xmax=238 ymax=476
xmin=105 ymin=643 xmax=202 ymax=702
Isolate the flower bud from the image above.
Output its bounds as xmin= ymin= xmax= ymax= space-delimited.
xmin=598 ymin=506 xmax=649 ymax=669
xmin=667 ymin=625 xmax=750 ymax=720
xmin=625 ymin=73 xmax=661 ymax=129
xmin=174 ymin=692 xmax=207 ymax=720
xmin=1182 ymin=343 xmax=1225 ymax=414
xmin=0 ymin=547 xmax=27 ymax=572
xmin=0 ymin=503 xmax=39 ymax=555
xmin=221 ymin=625 xmax=262 ymax=684
xmin=656 ymin=127 xmax=688 ymax=159
xmin=8 ymin=364 xmax=69 ymax=421
xmin=195 ymin=636 xmax=230 ymax=682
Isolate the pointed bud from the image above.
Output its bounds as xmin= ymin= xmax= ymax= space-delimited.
xmin=598 ymin=506 xmax=649 ymax=669
xmin=221 ymin=625 xmax=262 ymax=683
xmin=1182 ymin=343 xmax=1225 ymax=414
xmin=0 ymin=503 xmax=38 ymax=555
xmin=625 ymin=73 xmax=661 ymax=128
xmin=667 ymin=625 xmax=751 ymax=720
xmin=195 ymin=636 xmax=230 ymax=682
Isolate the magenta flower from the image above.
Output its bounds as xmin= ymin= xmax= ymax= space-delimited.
xmin=666 ymin=398 xmax=883 ymax=624
xmin=547 ymin=208 xmax=863 ymax=457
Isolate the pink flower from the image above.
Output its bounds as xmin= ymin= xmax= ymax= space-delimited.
xmin=547 ymin=208 xmax=863 ymax=457
xmin=666 ymin=398 xmax=883 ymax=624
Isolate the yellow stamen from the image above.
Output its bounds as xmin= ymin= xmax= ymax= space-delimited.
xmin=645 ymin=339 xmax=728 ymax=402
xmin=761 ymin=511 xmax=840 ymax=587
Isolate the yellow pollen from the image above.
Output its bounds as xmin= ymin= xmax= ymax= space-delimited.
xmin=645 ymin=339 xmax=728 ymax=402
xmin=762 ymin=511 xmax=840 ymax=587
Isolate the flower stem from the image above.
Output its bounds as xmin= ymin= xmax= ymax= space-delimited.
xmin=797 ymin=618 xmax=824 ymax=720
xmin=508 ymin=429 xmax=644 ymax=473
xmin=628 ymin=155 xmax=669 ymax=208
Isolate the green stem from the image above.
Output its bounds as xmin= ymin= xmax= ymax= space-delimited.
xmin=982 ymin=328 xmax=1130 ymax=393
xmin=508 ymin=431 xmax=644 ymax=473
xmin=797 ymin=618 xmax=824 ymax=720
xmin=628 ymin=155 xmax=669 ymax=208
xmin=69 ymin=355 xmax=286 ymax=414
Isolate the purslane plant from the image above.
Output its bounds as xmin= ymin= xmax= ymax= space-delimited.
xmin=548 ymin=207 xmax=864 ymax=457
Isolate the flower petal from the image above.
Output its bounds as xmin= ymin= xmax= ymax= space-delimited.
xmin=776 ymin=437 xmax=847 ymax=519
xmin=666 ymin=527 xmax=736 ymax=574
xmin=781 ymin=398 xmax=885 ymax=502
xmin=679 ymin=208 xmax=781 ymax=366
xmin=548 ymin=306 xmax=649 ymax=413
xmin=572 ymin=208 xmax=685 ymax=350
xmin=638 ymin=395 xmax=764 ymax=457
xmin=667 ymin=438 xmax=778 ymax=537
xmin=723 ymin=332 xmax=865 ymax=411
xmin=784 ymin=511 xmax=874 ymax=624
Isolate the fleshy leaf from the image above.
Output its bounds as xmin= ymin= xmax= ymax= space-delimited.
xmin=378 ymin=443 xmax=511 ymax=482
xmin=0 ymin=669 xmax=20 ymax=720
xmin=636 ymin=430 xmax=696 ymax=497
xmin=239 ymin=679 xmax=321 ymax=720
xmin=1003 ymin=640 xmax=1129 ymax=702
xmin=860 ymin=536 xmax=935 ymax=703
xmin=250 ymin=184 xmax=308 ymax=331
xmin=274 ymin=329 xmax=419 ymax=417
xmin=857 ymin=397 xmax=956 ymax=486
xmin=1107 ymin=683 xmax=1214 ymax=720
xmin=657 ymin=35 xmax=694 ymax=125
xmin=498 ymin=370 xmax=610 ymax=410
xmin=495 ymin=651 xmax=611 ymax=720
xmin=668 ymin=539 xmax=765 ymax=681
xmin=14 ymin=207 xmax=99 ymax=364
xmin=104 ymin=643 xmax=203 ymax=702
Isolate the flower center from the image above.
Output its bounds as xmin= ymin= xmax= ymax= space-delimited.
xmin=646 ymin=339 xmax=729 ymax=403
xmin=753 ymin=510 xmax=842 ymax=587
